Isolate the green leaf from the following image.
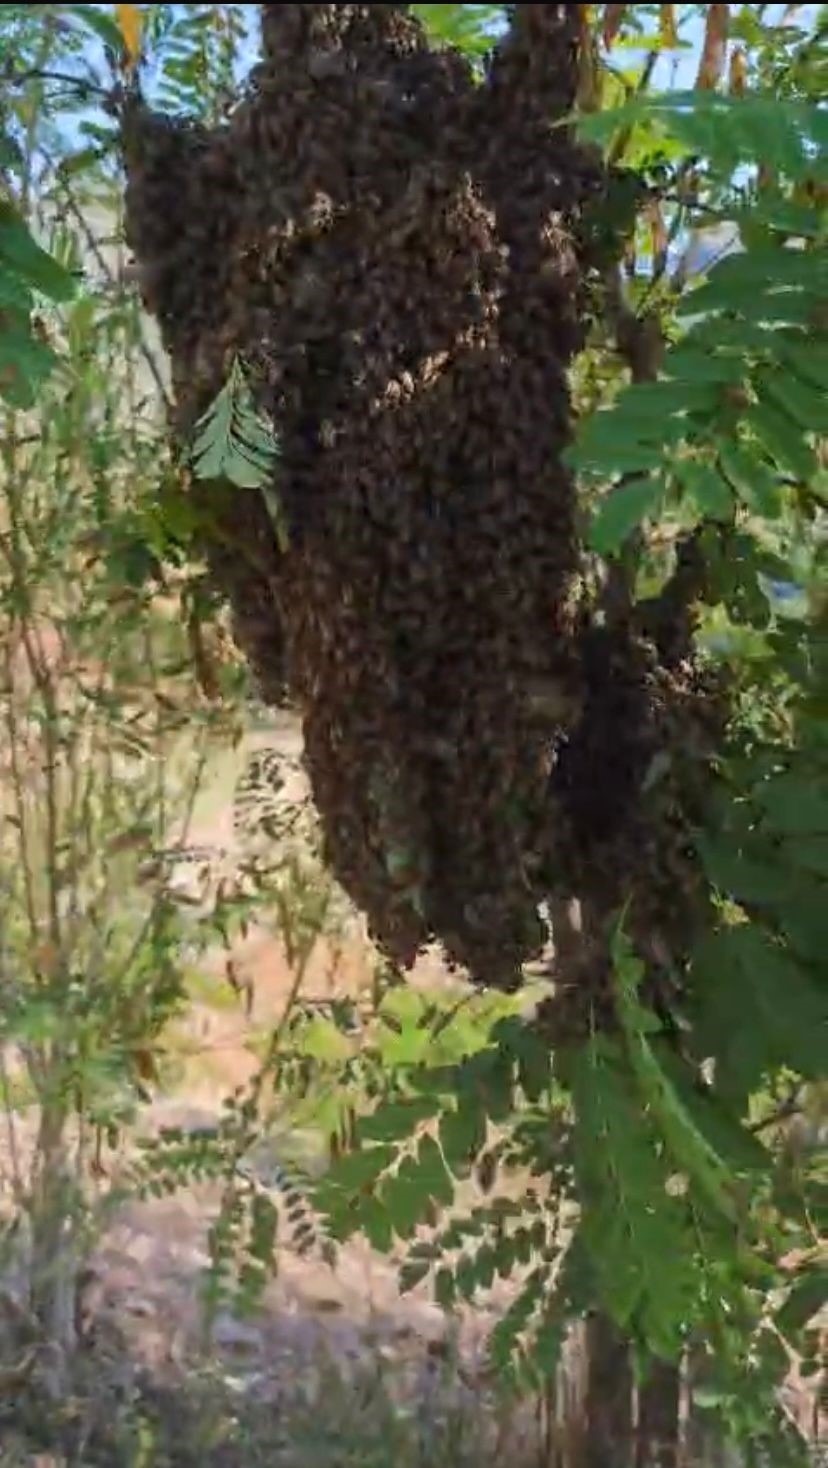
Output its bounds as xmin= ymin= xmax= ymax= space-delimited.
xmin=692 ymin=926 xmax=827 ymax=1106
xmin=67 ymin=4 xmax=127 ymax=55
xmin=699 ymin=833 xmax=794 ymax=906
xmin=0 ymin=326 xmax=59 ymax=406
xmin=322 ymin=1145 xmax=393 ymax=1194
xmin=455 ymin=1252 xmax=479 ymax=1301
xmin=474 ymin=1242 xmax=496 ymax=1291
xmin=718 ymin=442 xmax=784 ymax=518
xmin=412 ymin=4 xmax=503 ymax=59
xmin=0 ymin=266 xmax=33 ymax=312
xmin=416 ymin=1133 xmax=454 ymax=1208
xmin=489 ymin=1271 xmax=545 ymax=1372
xmin=785 ymin=836 xmax=828 ymax=878
xmin=755 ymin=773 xmax=828 ymax=836
xmin=358 ymin=1196 xmax=393 ymax=1253
xmin=779 ymin=341 xmax=828 ymax=392
xmin=381 ymin=1165 xmax=425 ymax=1241
xmin=438 ymin=1096 xmax=485 ymax=1177
xmin=0 ymin=203 xmax=77 ymax=302
xmin=465 ymin=1047 xmax=513 ymax=1122
xmin=776 ymin=1269 xmax=828 ymax=1342
xmin=571 ymin=1038 xmax=697 ymax=1356
xmin=655 ymin=1049 xmax=771 ymax=1177
xmin=745 ymin=400 xmax=818 ymax=485
xmin=688 ymin=319 xmax=783 ymax=358
xmin=358 ymin=1096 xmax=438 ymax=1144
xmin=530 ymin=1315 xmax=565 ymax=1377
xmin=700 ymin=248 xmax=824 ymax=294
xmin=191 ymin=358 xmax=281 ymax=492
xmin=612 ymin=929 xmax=740 ymax=1225
xmin=399 ymin=1256 xmax=431 ymax=1293
xmin=434 ymin=1266 xmax=455 ymax=1308
xmin=568 ymin=423 xmax=669 ymax=481
xmin=742 ymin=199 xmax=824 ymax=239
xmin=676 ymin=461 xmax=734 ymax=522
xmin=679 ymin=280 xmax=812 ymax=326
xmin=514 ymin=1029 xmax=551 ymax=1103
xmin=494 ymin=1232 xmax=518 ymax=1279
xmin=753 ymin=367 xmax=828 ymax=437
xmin=781 ymin=891 xmax=828 ymax=965
xmin=0 ymin=132 xmax=22 ymax=171
xmin=300 ymin=1015 xmax=353 ymax=1063
xmin=588 ymin=477 xmax=664 ymax=555
xmin=611 ymin=380 xmax=720 ymax=421
xmin=661 ymin=347 xmax=747 ymax=386
xmin=576 ymin=95 xmax=821 ymax=183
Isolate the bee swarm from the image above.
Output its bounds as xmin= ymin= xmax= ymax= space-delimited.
xmin=123 ymin=4 xmax=716 ymax=998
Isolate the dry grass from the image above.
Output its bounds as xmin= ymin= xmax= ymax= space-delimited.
xmin=0 ymin=1339 xmax=540 ymax=1468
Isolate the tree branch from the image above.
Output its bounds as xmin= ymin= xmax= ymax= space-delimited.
xmin=3 ymin=67 xmax=111 ymax=99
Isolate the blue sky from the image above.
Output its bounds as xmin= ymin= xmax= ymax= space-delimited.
xmin=58 ymin=4 xmax=819 ymax=135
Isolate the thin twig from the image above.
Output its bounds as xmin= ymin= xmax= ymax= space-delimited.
xmin=2 ymin=647 xmax=39 ymax=940
xmin=4 ymin=68 xmax=111 ymax=99
xmin=608 ymin=49 xmax=659 ymax=166
xmin=748 ymin=1091 xmax=804 ymax=1135
xmin=0 ymin=515 xmax=63 ymax=955
xmin=57 ymin=180 xmax=172 ymax=412
xmin=0 ymin=1049 xmax=24 ymax=1202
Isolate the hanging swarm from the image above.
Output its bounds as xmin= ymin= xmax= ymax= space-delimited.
xmin=122 ymin=4 xmax=708 ymax=992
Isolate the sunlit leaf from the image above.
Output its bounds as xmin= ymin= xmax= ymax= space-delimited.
xmin=675 ymin=461 xmax=734 ymax=522
xmin=68 ymin=3 xmax=126 ymax=55
xmin=115 ymin=3 xmax=143 ymax=65
xmin=411 ymin=4 xmax=503 ymax=60
xmin=588 ymin=476 xmax=665 ymax=555
xmin=718 ymin=442 xmax=784 ymax=518
xmin=0 ymin=203 xmax=76 ymax=302
xmin=754 ymin=365 xmax=828 ymax=435
xmin=744 ymin=401 xmax=818 ymax=484
xmin=191 ymin=357 xmax=283 ymax=496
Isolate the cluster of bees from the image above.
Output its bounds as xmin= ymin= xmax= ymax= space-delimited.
xmin=123 ymin=5 xmax=712 ymax=999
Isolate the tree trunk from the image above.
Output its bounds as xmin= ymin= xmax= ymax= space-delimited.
xmin=636 ymin=1361 xmax=680 ymax=1467
xmin=552 ymin=1319 xmax=689 ymax=1467
xmin=27 ymin=1099 xmax=78 ymax=1391
xmin=584 ymin=1313 xmax=635 ymax=1468
xmin=555 ymin=1314 xmax=635 ymax=1467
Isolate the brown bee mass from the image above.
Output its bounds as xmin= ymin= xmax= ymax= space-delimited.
xmin=122 ymin=4 xmax=710 ymax=993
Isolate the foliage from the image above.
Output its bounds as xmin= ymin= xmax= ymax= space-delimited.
xmin=0 ymin=6 xmax=251 ymax=1360
xmin=571 ymin=94 xmax=826 ymax=550
xmin=0 ymin=196 xmax=76 ymax=406
xmin=144 ymin=4 xmax=250 ymax=120
xmin=191 ymin=355 xmax=288 ymax=549
xmin=0 ymin=250 xmax=244 ymax=1348
xmin=562 ymin=30 xmax=827 ymax=1439
xmin=412 ymin=4 xmax=505 ymax=61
